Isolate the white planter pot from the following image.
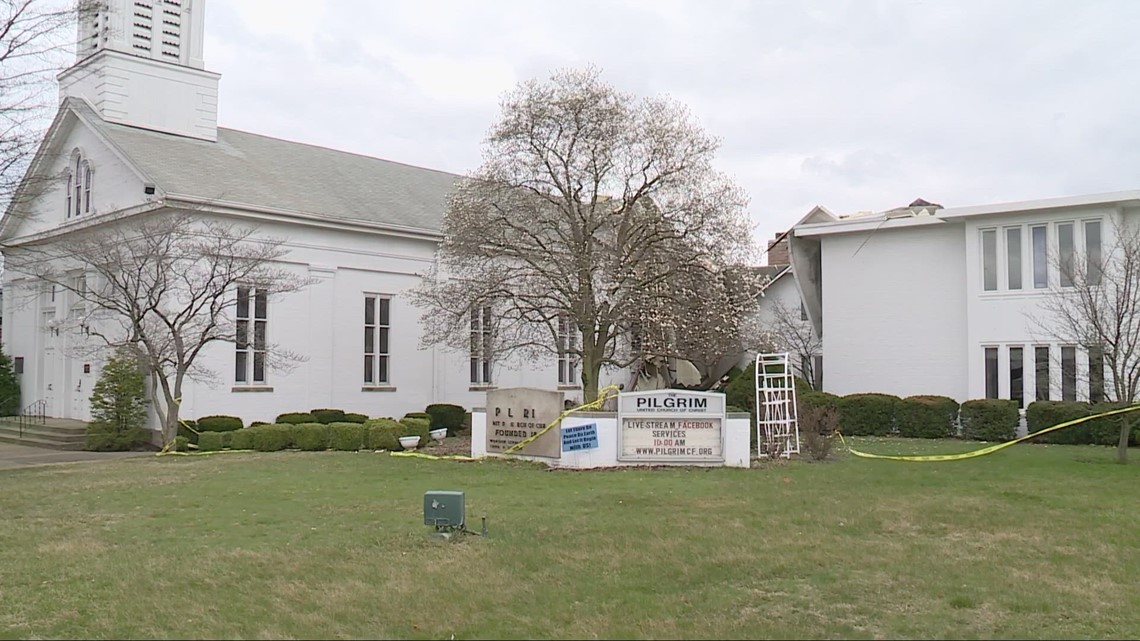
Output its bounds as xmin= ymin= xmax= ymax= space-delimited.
xmin=429 ymin=428 xmax=447 ymax=441
xmin=399 ymin=435 xmax=421 ymax=450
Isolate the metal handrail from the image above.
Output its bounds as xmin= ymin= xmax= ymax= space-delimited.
xmin=17 ymin=399 xmax=47 ymax=438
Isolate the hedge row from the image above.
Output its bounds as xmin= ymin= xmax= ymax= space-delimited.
xmin=1026 ymin=401 xmax=1139 ymax=446
xmin=196 ymin=418 xmax=444 ymax=453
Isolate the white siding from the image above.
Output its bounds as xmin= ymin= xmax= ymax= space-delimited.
xmin=819 ymin=222 xmax=968 ymax=400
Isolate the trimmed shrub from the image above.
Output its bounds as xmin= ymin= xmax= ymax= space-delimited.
xmin=276 ymin=412 xmax=319 ymax=424
xmin=960 ymin=399 xmax=1018 ymax=442
xmin=174 ymin=435 xmax=191 ymax=452
xmin=221 ymin=431 xmax=234 ymax=449
xmin=85 ymin=348 xmax=149 ymax=452
xmin=364 ymin=418 xmax=403 ymax=451
xmin=798 ymin=391 xmax=840 ymax=413
xmin=230 ymin=428 xmax=256 ymax=450
xmin=292 ymin=422 xmax=329 ymax=451
xmin=178 ymin=419 xmax=199 ymax=445
xmin=896 ymin=395 xmax=959 ymax=439
xmin=403 ymin=411 xmax=431 ymax=421
xmin=425 ymin=403 xmax=466 ymax=436
xmin=250 ymin=421 xmax=269 ymax=427
xmin=1026 ymin=401 xmax=1092 ymax=445
xmin=343 ymin=412 xmax=368 ymax=424
xmin=310 ymin=408 xmax=346 ymax=424
xmin=196 ymin=415 xmax=244 ymax=432
xmin=328 ymin=422 xmax=365 ymax=451
xmin=1086 ymin=402 xmax=1139 ymax=447
xmin=725 ymin=363 xmax=756 ymax=415
xmin=399 ymin=416 xmax=432 ymax=447
xmin=837 ymin=393 xmax=900 ymax=436
xmin=251 ymin=424 xmax=293 ymax=452
xmin=198 ymin=431 xmax=226 ymax=452
xmin=799 ymin=405 xmax=839 ymax=461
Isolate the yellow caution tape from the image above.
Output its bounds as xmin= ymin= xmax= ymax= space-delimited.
xmin=501 ymin=384 xmax=621 ymax=455
xmin=838 ymin=403 xmax=1140 ymax=461
xmin=156 ymin=448 xmax=256 ymax=457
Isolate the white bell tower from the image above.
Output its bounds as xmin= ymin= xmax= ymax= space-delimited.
xmin=58 ymin=0 xmax=221 ymax=141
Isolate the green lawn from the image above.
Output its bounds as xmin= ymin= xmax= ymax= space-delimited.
xmin=1 ymin=439 xmax=1138 ymax=640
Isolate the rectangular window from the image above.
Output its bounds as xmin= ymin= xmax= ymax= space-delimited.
xmin=1061 ymin=346 xmax=1076 ymax=401
xmin=557 ymin=314 xmax=578 ymax=386
xmin=1085 ymin=220 xmax=1102 ymax=286
xmin=1006 ymin=227 xmax=1022 ymax=290
xmin=363 ymin=295 xmax=391 ymax=385
xmin=470 ymin=304 xmax=492 ymax=385
xmin=1058 ymin=222 xmax=1075 ymax=287
xmin=1032 ymin=225 xmax=1048 ymax=288
xmin=1088 ymin=345 xmax=1105 ymax=404
xmin=235 ymin=286 xmax=268 ymax=384
xmin=981 ymin=229 xmax=998 ymax=291
xmin=984 ymin=347 xmax=999 ymax=399
xmin=1009 ymin=346 xmax=1024 ymax=409
xmin=1035 ymin=346 xmax=1050 ymax=401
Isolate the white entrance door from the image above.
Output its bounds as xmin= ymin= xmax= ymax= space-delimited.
xmin=70 ymin=360 xmax=91 ymax=420
xmin=40 ymin=312 xmax=60 ymax=417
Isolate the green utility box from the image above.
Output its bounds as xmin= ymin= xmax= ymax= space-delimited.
xmin=423 ymin=491 xmax=465 ymax=528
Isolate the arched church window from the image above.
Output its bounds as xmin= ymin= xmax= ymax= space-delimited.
xmin=67 ymin=149 xmax=93 ymax=218
xmin=73 ymin=154 xmax=82 ymax=217
xmin=65 ymin=172 xmax=73 ymax=218
xmin=83 ymin=161 xmax=93 ymax=214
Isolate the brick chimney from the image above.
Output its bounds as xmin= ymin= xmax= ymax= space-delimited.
xmin=767 ymin=232 xmax=790 ymax=266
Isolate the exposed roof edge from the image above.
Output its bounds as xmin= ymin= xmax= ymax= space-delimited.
xmin=937 ymin=189 xmax=1140 ymax=220
xmin=794 ymin=212 xmax=948 ymax=237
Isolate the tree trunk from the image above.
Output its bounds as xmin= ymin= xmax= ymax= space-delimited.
xmin=1117 ymin=415 xmax=1131 ymax=464
xmin=581 ymin=352 xmax=601 ymax=404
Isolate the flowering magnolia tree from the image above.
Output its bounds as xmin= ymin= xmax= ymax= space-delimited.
xmin=410 ymin=66 xmax=762 ymax=401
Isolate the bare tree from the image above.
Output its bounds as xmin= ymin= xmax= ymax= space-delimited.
xmin=1033 ymin=217 xmax=1140 ymax=464
xmin=1 ymin=1 xmax=102 ymax=210
xmin=764 ymin=298 xmax=821 ymax=389
xmin=409 ymin=66 xmax=759 ymax=402
xmin=6 ymin=213 xmax=311 ymax=446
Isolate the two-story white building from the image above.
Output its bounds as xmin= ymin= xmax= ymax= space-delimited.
xmin=790 ymin=191 xmax=1140 ymax=404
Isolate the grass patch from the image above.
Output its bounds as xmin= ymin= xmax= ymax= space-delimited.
xmin=0 ymin=439 xmax=1137 ymax=639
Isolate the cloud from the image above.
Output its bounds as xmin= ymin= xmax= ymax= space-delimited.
xmin=205 ymin=0 xmax=1140 ymax=244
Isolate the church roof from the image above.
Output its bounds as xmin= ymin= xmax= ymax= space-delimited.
xmin=71 ymin=99 xmax=461 ymax=233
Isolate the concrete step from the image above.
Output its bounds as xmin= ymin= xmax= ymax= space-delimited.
xmin=0 ymin=420 xmax=87 ymax=437
xmin=0 ymin=423 xmax=87 ymax=446
xmin=0 ymin=431 xmax=86 ymax=451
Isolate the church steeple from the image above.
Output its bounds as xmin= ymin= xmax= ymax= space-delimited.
xmin=59 ymin=0 xmax=220 ymax=141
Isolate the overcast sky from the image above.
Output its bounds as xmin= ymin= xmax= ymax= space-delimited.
xmin=202 ymin=0 xmax=1139 ymax=251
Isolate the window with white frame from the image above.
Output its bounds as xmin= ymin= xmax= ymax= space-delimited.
xmin=1034 ymin=345 xmax=1050 ymax=401
xmin=981 ymin=229 xmax=998 ymax=291
xmin=1057 ymin=222 xmax=1075 ymax=287
xmin=1006 ymin=227 xmax=1022 ymax=290
xmin=66 ymin=150 xmax=92 ymax=218
xmin=1084 ymin=220 xmax=1102 ymax=286
xmin=363 ymin=295 xmax=390 ymax=385
xmin=1009 ymin=345 xmax=1024 ymax=408
xmin=1088 ymin=344 xmax=1105 ymax=404
xmin=1031 ymin=225 xmax=1048 ymax=289
xmin=557 ymin=314 xmax=578 ymax=386
xmin=235 ymin=286 xmax=268 ymax=384
xmin=469 ymin=304 xmax=492 ymax=385
xmin=1060 ymin=345 xmax=1077 ymax=401
xmin=984 ymin=346 xmax=999 ymax=399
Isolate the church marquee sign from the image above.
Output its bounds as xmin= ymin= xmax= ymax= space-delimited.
xmin=617 ymin=390 xmax=726 ymax=464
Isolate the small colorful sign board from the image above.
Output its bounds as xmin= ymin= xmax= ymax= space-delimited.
xmin=561 ymin=423 xmax=599 ymax=452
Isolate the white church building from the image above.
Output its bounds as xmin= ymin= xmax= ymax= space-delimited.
xmin=790 ymin=191 xmax=1140 ymax=405
xmin=0 ymin=0 xmax=617 ymax=428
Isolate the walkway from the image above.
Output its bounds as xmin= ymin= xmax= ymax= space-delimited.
xmin=0 ymin=442 xmax=152 ymax=471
